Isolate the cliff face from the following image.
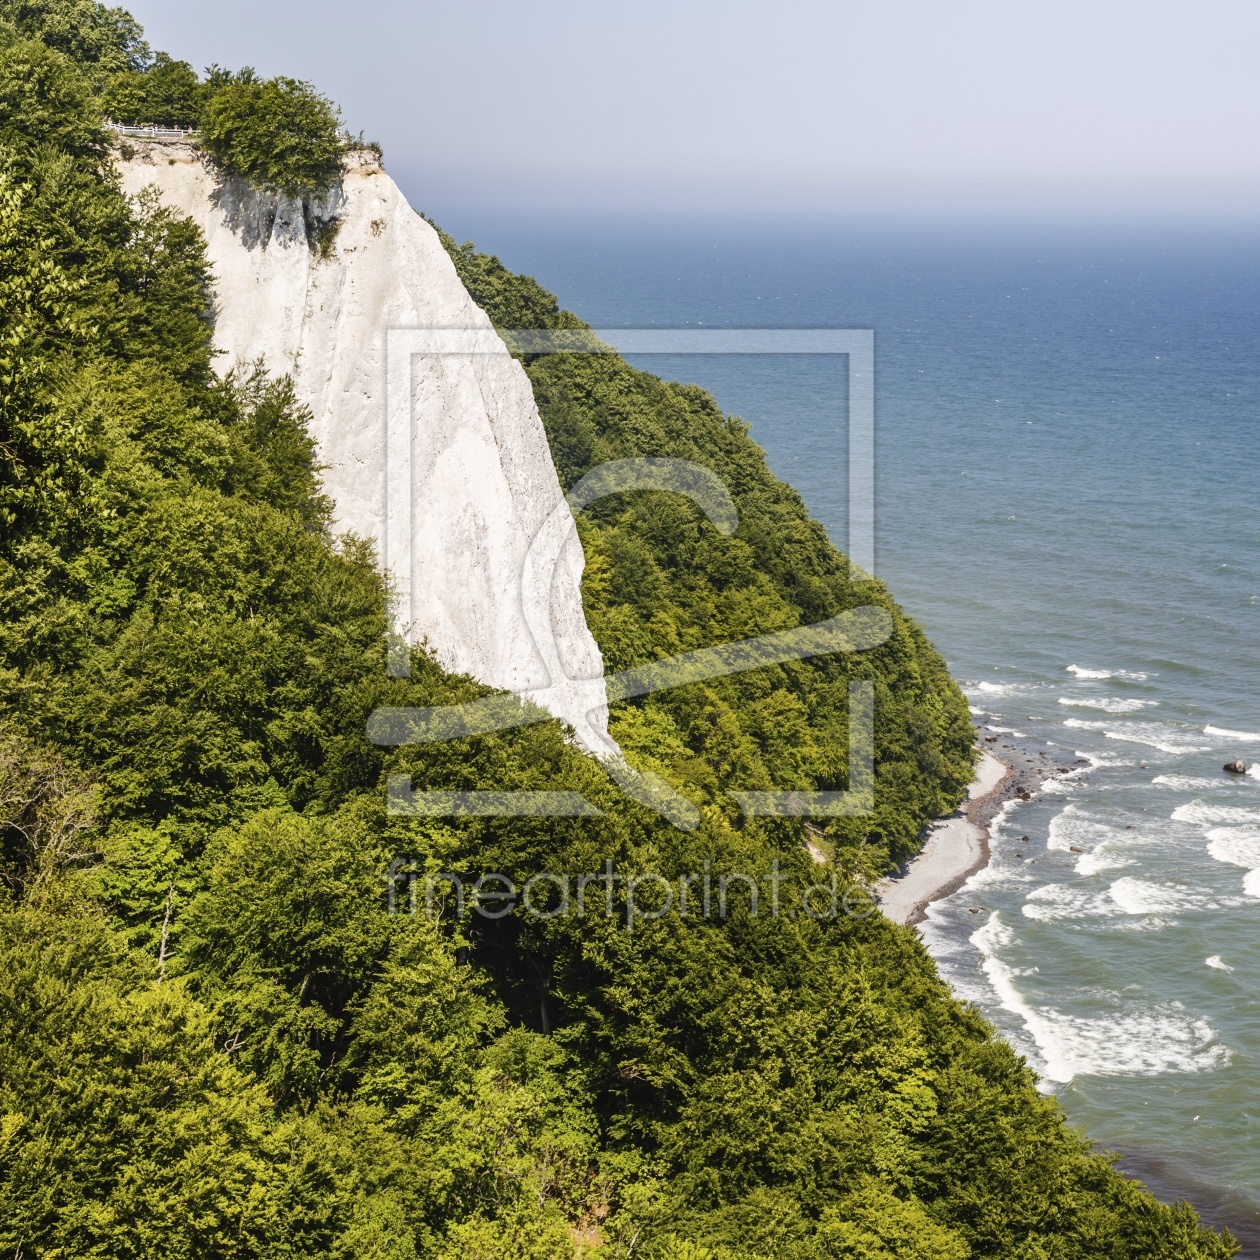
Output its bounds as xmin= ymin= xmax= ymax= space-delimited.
xmin=118 ymin=142 xmax=614 ymax=756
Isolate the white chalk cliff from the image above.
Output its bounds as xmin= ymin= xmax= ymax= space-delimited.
xmin=118 ymin=141 xmax=615 ymax=757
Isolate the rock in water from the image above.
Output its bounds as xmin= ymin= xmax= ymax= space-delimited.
xmin=1224 ymin=760 xmax=1247 ymax=774
xmin=118 ymin=141 xmax=615 ymax=756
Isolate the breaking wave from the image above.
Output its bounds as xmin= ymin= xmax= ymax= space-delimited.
xmin=969 ymin=680 xmax=1031 ymax=698
xmin=1058 ymin=696 xmax=1158 ymax=714
xmin=972 ymin=915 xmax=1230 ymax=1083
xmin=1205 ymin=827 xmax=1260 ymax=870
xmin=1021 ymin=872 xmax=1227 ymax=921
xmin=1062 ymin=719 xmax=1212 ymax=755
xmin=1108 ymin=876 xmax=1205 ymax=916
xmin=1021 ymin=882 xmax=1116 ymax=922
xmin=1205 ymin=725 xmax=1260 ymax=744
xmin=1172 ymin=801 xmax=1260 ymax=827
xmin=1066 ymin=664 xmax=1151 ymax=682
xmin=1047 ymin=804 xmax=1127 ymax=852
xmin=1152 ymin=774 xmax=1225 ymax=791
xmin=1202 ymin=825 xmax=1260 ymax=899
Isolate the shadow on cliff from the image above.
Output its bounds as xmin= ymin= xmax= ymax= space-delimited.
xmin=210 ymin=170 xmax=344 ymax=255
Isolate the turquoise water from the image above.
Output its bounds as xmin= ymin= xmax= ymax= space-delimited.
xmin=429 ymin=207 xmax=1260 ymax=1234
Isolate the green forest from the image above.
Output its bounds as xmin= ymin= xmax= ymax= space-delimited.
xmin=0 ymin=2 xmax=1238 ymax=1255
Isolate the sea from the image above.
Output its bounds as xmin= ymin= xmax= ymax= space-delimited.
xmin=422 ymin=202 xmax=1260 ymax=1245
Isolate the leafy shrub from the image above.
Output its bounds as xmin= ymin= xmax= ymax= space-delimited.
xmin=200 ymin=71 xmax=343 ymax=196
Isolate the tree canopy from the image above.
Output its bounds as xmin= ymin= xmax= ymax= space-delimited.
xmin=0 ymin=3 xmax=1239 ymax=1256
xmin=200 ymin=71 xmax=344 ymax=196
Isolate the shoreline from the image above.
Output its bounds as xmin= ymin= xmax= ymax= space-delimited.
xmin=882 ymin=736 xmax=1260 ymax=1254
xmin=877 ymin=728 xmax=1082 ymax=927
xmin=876 ymin=749 xmax=1011 ymax=926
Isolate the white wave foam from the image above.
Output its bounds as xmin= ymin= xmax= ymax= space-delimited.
xmin=1062 ymin=719 xmax=1212 ymax=755
xmin=1206 ymin=725 xmax=1260 ymax=743
xmin=988 ymin=798 xmax=1022 ymax=837
xmin=1046 ymin=803 xmax=1082 ymax=851
xmin=1205 ymin=826 xmax=1260 ymax=870
xmin=1206 ymin=956 xmax=1235 ymax=972
xmin=972 ymin=681 xmax=1025 ymax=697
xmin=1022 ymin=866 xmax=1223 ymax=920
xmin=1076 ymin=749 xmax=1126 ymax=769
xmin=1058 ymin=696 xmax=1158 ymax=714
xmin=1066 ymin=664 xmax=1151 ymax=682
xmin=1109 ymin=877 xmax=1195 ymax=916
xmin=1045 ymin=805 xmax=1163 ymax=875
xmin=1022 ymin=882 xmax=1116 ymax=922
xmin=1077 ymin=846 xmax=1133 ymax=876
xmin=972 ymin=914 xmax=1229 ymax=1082
xmin=1203 ymin=825 xmax=1260 ymax=899
xmin=980 ymin=807 xmax=1039 ymax=885
xmin=1047 ymin=803 xmax=1122 ymax=851
xmin=969 ymin=857 xmax=1033 ymax=890
xmin=1172 ymin=801 xmax=1260 ymax=827
xmin=986 ymin=725 xmax=1016 ymax=734
xmin=1152 ymin=774 xmax=1222 ymax=791
xmin=1250 ymin=763 xmax=1260 ymax=781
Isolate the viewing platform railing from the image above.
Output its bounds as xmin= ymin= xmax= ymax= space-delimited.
xmin=106 ymin=120 xmax=197 ymax=142
xmin=107 ymin=123 xmax=357 ymax=144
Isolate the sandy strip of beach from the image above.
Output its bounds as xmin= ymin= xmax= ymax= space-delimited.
xmin=877 ymin=749 xmax=1012 ymax=927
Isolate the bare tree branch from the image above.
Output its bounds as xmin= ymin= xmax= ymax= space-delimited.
xmin=0 ymin=728 xmax=99 ymax=898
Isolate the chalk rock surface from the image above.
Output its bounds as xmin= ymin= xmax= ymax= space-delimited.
xmin=118 ymin=142 xmax=614 ymax=756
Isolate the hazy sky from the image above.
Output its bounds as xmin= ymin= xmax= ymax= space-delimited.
xmin=126 ymin=0 xmax=1260 ymax=219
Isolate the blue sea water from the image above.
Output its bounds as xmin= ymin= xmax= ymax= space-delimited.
xmin=428 ymin=205 xmax=1260 ymax=1238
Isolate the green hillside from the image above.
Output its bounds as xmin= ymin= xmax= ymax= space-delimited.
xmin=0 ymin=3 xmax=1236 ymax=1256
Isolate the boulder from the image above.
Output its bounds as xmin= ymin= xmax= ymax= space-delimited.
xmin=1224 ymin=760 xmax=1247 ymax=774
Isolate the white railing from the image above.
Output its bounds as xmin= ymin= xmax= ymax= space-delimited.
xmin=107 ymin=121 xmax=364 ymax=149
xmin=106 ymin=120 xmax=197 ymax=142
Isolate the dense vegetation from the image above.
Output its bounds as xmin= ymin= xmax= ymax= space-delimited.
xmin=1 ymin=0 xmax=345 ymax=194
xmin=440 ymin=237 xmax=975 ymax=870
xmin=0 ymin=3 xmax=1239 ymax=1256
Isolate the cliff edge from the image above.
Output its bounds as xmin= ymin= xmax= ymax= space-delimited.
xmin=117 ymin=141 xmax=615 ymax=756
